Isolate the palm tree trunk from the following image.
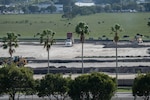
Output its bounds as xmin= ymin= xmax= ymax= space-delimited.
xmin=48 ymin=50 xmax=50 ymax=73
xmin=82 ymin=41 xmax=84 ymax=74
xmin=9 ymin=48 xmax=13 ymax=64
xmin=115 ymin=42 xmax=118 ymax=87
xmin=9 ymin=92 xmax=15 ymax=100
xmin=9 ymin=42 xmax=12 ymax=58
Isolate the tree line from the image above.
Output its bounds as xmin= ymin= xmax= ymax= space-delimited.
xmin=0 ymin=0 xmax=150 ymax=5
xmin=0 ymin=0 xmax=150 ymax=16
xmin=0 ymin=64 xmax=116 ymax=100
xmin=0 ymin=64 xmax=150 ymax=100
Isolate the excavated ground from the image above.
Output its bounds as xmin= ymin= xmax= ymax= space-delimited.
xmin=0 ymin=41 xmax=150 ymax=85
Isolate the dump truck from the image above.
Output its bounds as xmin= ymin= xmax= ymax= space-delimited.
xmin=65 ymin=33 xmax=74 ymax=47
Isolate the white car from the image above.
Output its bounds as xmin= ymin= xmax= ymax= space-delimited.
xmin=65 ymin=39 xmax=73 ymax=47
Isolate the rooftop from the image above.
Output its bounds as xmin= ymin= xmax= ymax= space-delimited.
xmin=75 ymin=2 xmax=95 ymax=7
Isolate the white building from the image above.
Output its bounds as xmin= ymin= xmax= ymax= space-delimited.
xmin=35 ymin=4 xmax=63 ymax=13
xmin=55 ymin=4 xmax=63 ymax=13
xmin=75 ymin=2 xmax=95 ymax=7
xmin=136 ymin=0 xmax=145 ymax=4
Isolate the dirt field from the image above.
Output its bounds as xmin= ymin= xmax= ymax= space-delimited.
xmin=0 ymin=42 xmax=149 ymax=59
xmin=0 ymin=41 xmax=150 ymax=69
xmin=1 ymin=41 xmax=150 ymax=83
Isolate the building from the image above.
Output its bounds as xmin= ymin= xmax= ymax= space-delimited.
xmin=34 ymin=3 xmax=63 ymax=13
xmin=137 ymin=0 xmax=145 ymax=4
xmin=55 ymin=4 xmax=63 ymax=13
xmin=75 ymin=2 xmax=95 ymax=7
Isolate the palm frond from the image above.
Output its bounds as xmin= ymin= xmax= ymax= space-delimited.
xmin=115 ymin=24 xmax=121 ymax=30
xmin=34 ymin=33 xmax=40 ymax=37
xmin=2 ymin=44 xmax=8 ymax=49
xmin=75 ymin=22 xmax=90 ymax=42
xmin=2 ymin=32 xmax=20 ymax=57
xmin=51 ymin=39 xmax=55 ymax=45
xmin=45 ymin=43 xmax=51 ymax=51
xmin=36 ymin=29 xmax=55 ymax=53
xmin=44 ymin=41 xmax=48 ymax=48
xmin=2 ymin=37 xmax=7 ymax=42
xmin=9 ymin=49 xmax=15 ymax=56
xmin=40 ymin=37 xmax=43 ymax=44
xmin=13 ymin=43 xmax=19 ymax=48
xmin=111 ymin=23 xmax=123 ymax=42
xmin=17 ymin=34 xmax=21 ymax=37
xmin=148 ymin=21 xmax=150 ymax=26
xmin=111 ymin=27 xmax=115 ymax=32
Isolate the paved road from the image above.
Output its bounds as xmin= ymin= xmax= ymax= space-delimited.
xmin=112 ymin=92 xmax=143 ymax=100
xmin=26 ymin=61 xmax=150 ymax=68
xmin=0 ymin=93 xmax=143 ymax=100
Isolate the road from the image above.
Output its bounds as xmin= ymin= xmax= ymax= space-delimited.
xmin=0 ymin=93 xmax=143 ymax=100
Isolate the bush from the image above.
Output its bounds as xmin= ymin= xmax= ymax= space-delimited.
xmin=68 ymin=72 xmax=116 ymax=100
xmin=132 ymin=73 xmax=150 ymax=100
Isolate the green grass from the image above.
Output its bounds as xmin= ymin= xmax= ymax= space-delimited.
xmin=0 ymin=13 xmax=149 ymax=40
xmin=117 ymin=87 xmax=132 ymax=92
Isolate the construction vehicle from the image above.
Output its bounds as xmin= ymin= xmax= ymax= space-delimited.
xmin=1 ymin=56 xmax=27 ymax=67
xmin=65 ymin=33 xmax=74 ymax=47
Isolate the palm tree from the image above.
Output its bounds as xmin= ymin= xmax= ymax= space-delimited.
xmin=111 ymin=24 xmax=122 ymax=87
xmin=2 ymin=32 xmax=20 ymax=58
xmin=35 ymin=29 xmax=55 ymax=73
xmin=75 ymin=22 xmax=90 ymax=74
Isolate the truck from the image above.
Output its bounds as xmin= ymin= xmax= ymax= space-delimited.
xmin=65 ymin=33 xmax=74 ymax=47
